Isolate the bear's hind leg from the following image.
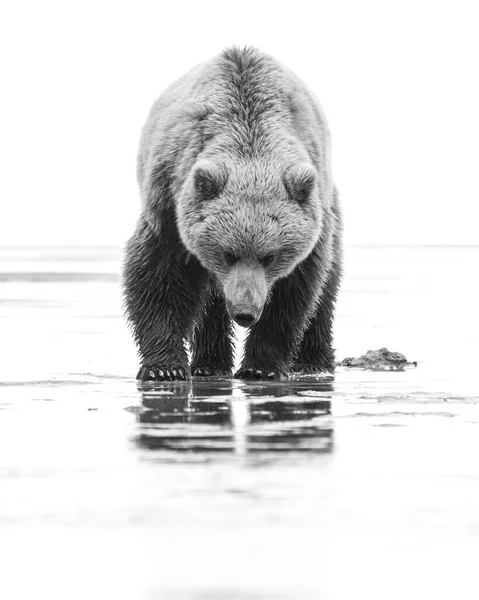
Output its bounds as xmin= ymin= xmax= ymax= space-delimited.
xmin=191 ymin=290 xmax=235 ymax=377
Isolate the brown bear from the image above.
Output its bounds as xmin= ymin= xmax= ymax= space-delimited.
xmin=123 ymin=46 xmax=342 ymax=381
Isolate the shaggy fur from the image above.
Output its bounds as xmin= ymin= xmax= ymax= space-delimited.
xmin=123 ymin=46 xmax=343 ymax=381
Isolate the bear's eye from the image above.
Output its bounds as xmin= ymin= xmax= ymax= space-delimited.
xmin=224 ymin=251 xmax=238 ymax=266
xmin=259 ymin=253 xmax=275 ymax=268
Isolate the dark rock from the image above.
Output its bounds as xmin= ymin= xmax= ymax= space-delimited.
xmin=338 ymin=348 xmax=417 ymax=371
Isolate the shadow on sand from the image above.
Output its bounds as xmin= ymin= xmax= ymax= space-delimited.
xmin=134 ymin=377 xmax=334 ymax=455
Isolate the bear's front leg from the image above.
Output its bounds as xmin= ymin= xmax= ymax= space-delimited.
xmin=235 ymin=262 xmax=322 ymax=381
xmin=291 ymin=263 xmax=341 ymax=374
xmin=292 ymin=216 xmax=342 ymax=374
xmin=123 ymin=219 xmax=208 ymax=382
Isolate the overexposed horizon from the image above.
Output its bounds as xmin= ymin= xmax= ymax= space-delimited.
xmin=1 ymin=0 xmax=478 ymax=247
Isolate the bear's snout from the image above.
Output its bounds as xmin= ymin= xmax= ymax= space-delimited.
xmin=229 ymin=303 xmax=261 ymax=328
xmin=223 ymin=263 xmax=268 ymax=327
xmin=223 ymin=262 xmax=268 ymax=327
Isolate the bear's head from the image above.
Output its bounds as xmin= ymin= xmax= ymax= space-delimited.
xmin=177 ymin=158 xmax=325 ymax=327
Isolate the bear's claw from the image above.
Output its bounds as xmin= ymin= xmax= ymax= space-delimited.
xmin=137 ymin=365 xmax=187 ymax=382
xmin=234 ymin=368 xmax=283 ymax=381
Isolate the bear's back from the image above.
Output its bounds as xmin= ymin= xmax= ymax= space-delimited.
xmin=137 ymin=48 xmax=331 ymax=206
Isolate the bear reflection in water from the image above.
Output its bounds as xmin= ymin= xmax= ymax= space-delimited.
xmin=135 ymin=377 xmax=333 ymax=454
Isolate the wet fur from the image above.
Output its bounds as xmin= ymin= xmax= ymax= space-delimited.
xmin=123 ymin=46 xmax=343 ymax=380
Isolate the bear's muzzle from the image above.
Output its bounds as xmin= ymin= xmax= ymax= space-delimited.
xmin=223 ymin=262 xmax=267 ymax=327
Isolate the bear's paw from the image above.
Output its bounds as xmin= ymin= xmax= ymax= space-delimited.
xmin=292 ymin=363 xmax=332 ymax=375
xmin=234 ymin=368 xmax=285 ymax=381
xmin=191 ymin=366 xmax=232 ymax=377
xmin=137 ymin=365 xmax=188 ymax=382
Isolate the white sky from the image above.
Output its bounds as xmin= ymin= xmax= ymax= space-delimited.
xmin=0 ymin=0 xmax=478 ymax=246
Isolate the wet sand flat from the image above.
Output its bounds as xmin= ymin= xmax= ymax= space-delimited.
xmin=0 ymin=245 xmax=478 ymax=599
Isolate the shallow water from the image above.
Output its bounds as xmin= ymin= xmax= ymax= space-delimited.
xmin=0 ymin=245 xmax=478 ymax=599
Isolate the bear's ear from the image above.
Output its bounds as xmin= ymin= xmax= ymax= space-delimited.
xmin=194 ymin=160 xmax=227 ymax=201
xmin=283 ymin=163 xmax=316 ymax=203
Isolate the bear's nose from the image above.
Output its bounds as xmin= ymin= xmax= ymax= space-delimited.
xmin=231 ymin=305 xmax=259 ymax=328
xmin=234 ymin=311 xmax=256 ymax=327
